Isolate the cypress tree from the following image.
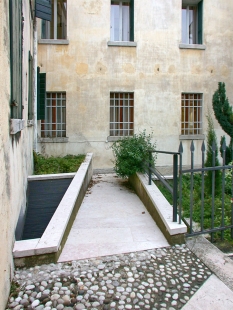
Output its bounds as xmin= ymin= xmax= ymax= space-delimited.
xmin=205 ymin=113 xmax=221 ymax=195
xmin=212 ymin=82 xmax=233 ymax=164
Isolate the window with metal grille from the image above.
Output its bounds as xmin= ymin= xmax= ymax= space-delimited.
xmin=41 ymin=0 xmax=67 ymax=39
xmin=181 ymin=93 xmax=203 ymax=135
xmin=41 ymin=92 xmax=66 ymax=138
xmin=110 ymin=92 xmax=134 ymax=136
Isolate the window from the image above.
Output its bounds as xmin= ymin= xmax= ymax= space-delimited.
xmin=182 ymin=0 xmax=203 ymax=44
xmin=110 ymin=0 xmax=134 ymax=41
xmin=110 ymin=92 xmax=134 ymax=136
xmin=41 ymin=0 xmax=67 ymax=39
xmin=181 ymin=93 xmax=202 ymax=135
xmin=41 ymin=92 xmax=66 ymax=138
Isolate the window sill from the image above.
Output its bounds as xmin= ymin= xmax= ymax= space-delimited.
xmin=179 ymin=134 xmax=205 ymax=140
xmin=38 ymin=137 xmax=69 ymax=143
xmin=107 ymin=41 xmax=137 ymax=47
xmin=38 ymin=39 xmax=69 ymax=45
xmin=10 ymin=119 xmax=25 ymax=134
xmin=107 ymin=136 xmax=132 ymax=142
xmin=179 ymin=43 xmax=206 ymax=50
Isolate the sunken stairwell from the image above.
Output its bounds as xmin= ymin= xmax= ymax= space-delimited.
xmin=22 ymin=177 xmax=73 ymax=240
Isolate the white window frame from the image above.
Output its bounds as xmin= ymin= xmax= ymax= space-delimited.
xmin=182 ymin=4 xmax=198 ymax=44
xmin=181 ymin=93 xmax=203 ymax=136
xmin=41 ymin=0 xmax=67 ymax=40
xmin=110 ymin=1 xmax=130 ymax=41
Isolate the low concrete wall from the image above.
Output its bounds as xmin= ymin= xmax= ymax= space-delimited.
xmin=129 ymin=172 xmax=187 ymax=245
xmin=13 ymin=153 xmax=93 ymax=267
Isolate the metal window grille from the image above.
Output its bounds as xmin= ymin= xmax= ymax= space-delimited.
xmin=110 ymin=92 xmax=134 ymax=136
xmin=181 ymin=93 xmax=202 ymax=135
xmin=41 ymin=92 xmax=66 ymax=138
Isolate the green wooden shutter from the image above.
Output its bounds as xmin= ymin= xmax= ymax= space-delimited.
xmin=35 ymin=0 xmax=52 ymax=21
xmin=9 ymin=0 xmax=23 ymax=119
xmin=28 ymin=51 xmax=33 ymax=120
xmin=130 ymin=0 xmax=134 ymax=42
xmin=37 ymin=67 xmax=46 ymax=120
xmin=197 ymin=0 xmax=203 ymax=44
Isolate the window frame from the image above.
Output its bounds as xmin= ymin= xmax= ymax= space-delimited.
xmin=180 ymin=0 xmax=204 ymax=49
xmin=108 ymin=0 xmax=135 ymax=46
xmin=180 ymin=93 xmax=204 ymax=140
xmin=41 ymin=0 xmax=67 ymax=40
xmin=109 ymin=92 xmax=134 ymax=139
xmin=41 ymin=92 xmax=67 ymax=138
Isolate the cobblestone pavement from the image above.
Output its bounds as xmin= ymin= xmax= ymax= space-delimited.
xmin=6 ymin=244 xmax=212 ymax=310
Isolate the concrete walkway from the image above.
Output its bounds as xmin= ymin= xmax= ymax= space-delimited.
xmin=58 ymin=173 xmax=233 ymax=309
xmin=7 ymin=173 xmax=233 ymax=309
xmin=58 ymin=173 xmax=169 ymax=262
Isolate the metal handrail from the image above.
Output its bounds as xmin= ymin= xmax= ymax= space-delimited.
xmin=148 ymin=150 xmax=181 ymax=222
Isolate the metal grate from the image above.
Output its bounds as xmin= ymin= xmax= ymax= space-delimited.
xmin=41 ymin=92 xmax=66 ymax=138
xmin=181 ymin=93 xmax=202 ymax=135
xmin=110 ymin=92 xmax=134 ymax=136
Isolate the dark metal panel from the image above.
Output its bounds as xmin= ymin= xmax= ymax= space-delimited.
xmin=22 ymin=178 xmax=72 ymax=240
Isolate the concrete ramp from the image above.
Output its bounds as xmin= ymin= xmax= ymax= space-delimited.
xmin=58 ymin=173 xmax=169 ymax=262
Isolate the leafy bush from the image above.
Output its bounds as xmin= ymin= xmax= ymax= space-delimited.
xmin=111 ymin=130 xmax=157 ymax=178
xmin=33 ymin=152 xmax=85 ymax=175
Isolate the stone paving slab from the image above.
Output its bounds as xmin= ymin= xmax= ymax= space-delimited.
xmin=182 ymin=274 xmax=233 ymax=310
xmin=6 ymin=245 xmax=212 ymax=310
xmin=58 ymin=174 xmax=169 ymax=262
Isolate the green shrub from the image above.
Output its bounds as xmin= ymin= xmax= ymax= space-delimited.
xmin=111 ymin=130 xmax=156 ymax=178
xmin=225 ymin=161 xmax=233 ymax=195
xmin=33 ymin=152 xmax=85 ymax=175
xmin=156 ymin=173 xmax=233 ymax=241
xmin=205 ymin=113 xmax=221 ymax=196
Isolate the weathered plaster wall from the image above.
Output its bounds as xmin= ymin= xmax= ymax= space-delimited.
xmin=37 ymin=0 xmax=233 ymax=169
xmin=0 ymin=1 xmax=34 ymax=307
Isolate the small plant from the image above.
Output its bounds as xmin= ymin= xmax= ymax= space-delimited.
xmin=111 ymin=130 xmax=156 ymax=178
xmin=33 ymin=152 xmax=85 ymax=175
xmin=9 ymin=280 xmax=20 ymax=298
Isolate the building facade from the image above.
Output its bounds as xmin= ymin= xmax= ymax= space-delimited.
xmin=0 ymin=0 xmax=35 ymax=307
xmin=37 ymin=0 xmax=233 ymax=169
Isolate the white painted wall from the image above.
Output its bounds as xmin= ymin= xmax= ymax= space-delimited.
xmin=37 ymin=0 xmax=233 ymax=170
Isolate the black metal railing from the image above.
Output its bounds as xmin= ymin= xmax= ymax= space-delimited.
xmin=147 ymin=140 xmax=233 ymax=241
xmin=148 ymin=150 xmax=180 ymax=222
xmin=180 ymin=140 xmax=233 ymax=241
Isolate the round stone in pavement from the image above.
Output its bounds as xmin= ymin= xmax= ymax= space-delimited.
xmin=6 ymin=245 xmax=212 ymax=310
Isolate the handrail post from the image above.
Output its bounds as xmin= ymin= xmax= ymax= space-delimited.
xmin=149 ymin=151 xmax=152 ymax=185
xmin=173 ymin=154 xmax=178 ymax=222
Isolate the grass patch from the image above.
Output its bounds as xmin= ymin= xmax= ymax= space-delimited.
xmin=155 ymin=173 xmax=233 ymax=242
xmin=33 ymin=152 xmax=85 ymax=175
xmin=9 ymin=280 xmax=20 ymax=298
